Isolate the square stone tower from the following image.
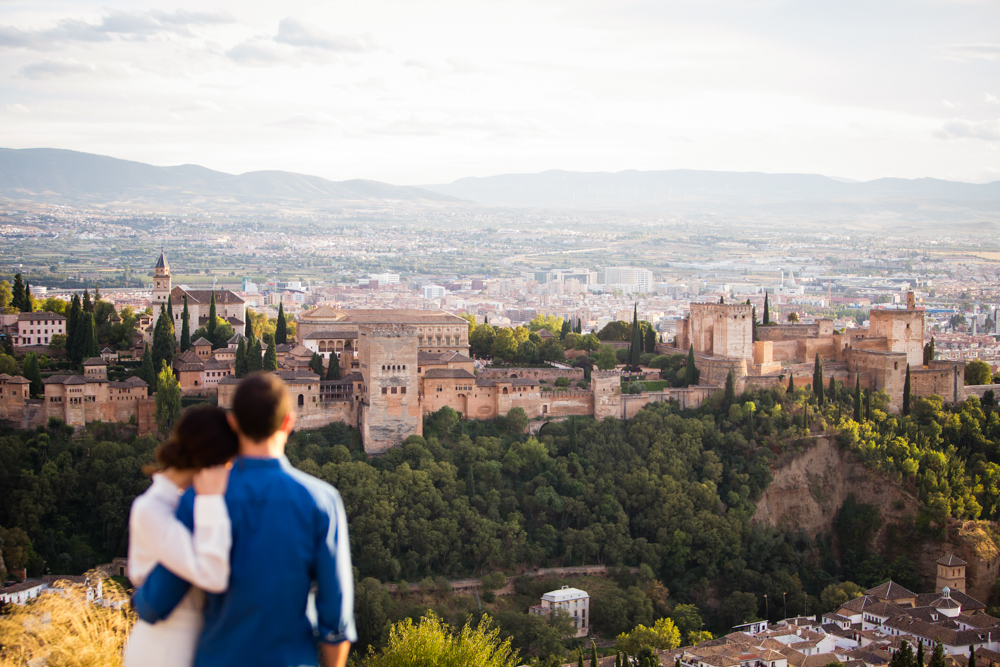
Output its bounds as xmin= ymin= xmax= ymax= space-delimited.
xmin=936 ymin=554 xmax=967 ymax=594
xmin=592 ymin=370 xmax=622 ymax=420
xmin=686 ymin=303 xmax=754 ymax=361
xmin=869 ymin=293 xmax=924 ymax=369
xmin=358 ymin=324 xmax=422 ymax=454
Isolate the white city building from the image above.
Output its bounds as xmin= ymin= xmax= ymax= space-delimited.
xmin=422 ymin=285 xmax=447 ymax=300
xmin=529 ymin=585 xmax=590 ymax=638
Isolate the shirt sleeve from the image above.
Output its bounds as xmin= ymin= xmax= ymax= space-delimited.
xmin=143 ymin=494 xmax=231 ymax=593
xmin=314 ymin=488 xmax=357 ymax=644
xmin=132 ymin=490 xmax=197 ymax=624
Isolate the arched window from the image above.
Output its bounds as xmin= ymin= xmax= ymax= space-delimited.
xmin=298 ymin=394 xmax=304 ymax=407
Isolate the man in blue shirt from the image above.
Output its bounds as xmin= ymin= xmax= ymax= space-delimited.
xmin=133 ymin=374 xmax=356 ymax=667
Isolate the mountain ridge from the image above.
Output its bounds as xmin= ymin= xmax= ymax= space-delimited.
xmin=0 ymin=147 xmax=460 ymax=208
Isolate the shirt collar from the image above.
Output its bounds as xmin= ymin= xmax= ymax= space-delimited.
xmin=234 ymin=455 xmax=287 ymax=470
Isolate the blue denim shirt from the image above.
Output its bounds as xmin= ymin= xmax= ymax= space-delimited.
xmin=132 ymin=456 xmax=356 ymax=667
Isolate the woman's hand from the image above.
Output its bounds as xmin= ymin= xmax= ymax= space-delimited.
xmin=193 ymin=465 xmax=231 ymax=496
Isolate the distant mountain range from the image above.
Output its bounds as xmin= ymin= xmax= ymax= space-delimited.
xmin=0 ymin=148 xmax=457 ymax=209
xmin=3 ymin=149 xmax=999 ymax=231
xmin=422 ymin=169 xmax=1000 ymax=209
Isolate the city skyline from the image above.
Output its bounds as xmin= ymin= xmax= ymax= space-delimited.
xmin=0 ymin=0 xmax=998 ymax=185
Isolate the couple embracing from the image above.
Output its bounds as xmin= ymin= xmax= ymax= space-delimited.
xmin=123 ymin=374 xmax=356 ymax=667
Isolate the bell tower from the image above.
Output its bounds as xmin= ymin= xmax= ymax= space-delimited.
xmin=153 ymin=251 xmax=171 ymax=306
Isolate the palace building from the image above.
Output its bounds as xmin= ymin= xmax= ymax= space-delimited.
xmin=152 ymin=252 xmax=247 ymax=341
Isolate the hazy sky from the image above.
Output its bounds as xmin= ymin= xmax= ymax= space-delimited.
xmin=1 ymin=0 xmax=998 ymax=184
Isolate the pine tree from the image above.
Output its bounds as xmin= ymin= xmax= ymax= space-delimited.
xmin=82 ymin=289 xmax=92 ymax=314
xmin=152 ymin=303 xmax=175 ymax=371
xmin=22 ymin=352 xmax=42 ymax=397
xmin=275 ymin=302 xmax=287 ymax=345
xmin=685 ymin=345 xmax=699 ymax=385
xmin=787 ymin=373 xmax=795 ymax=394
xmin=813 ymin=354 xmax=824 ymax=406
xmin=309 ymin=352 xmax=324 ymax=376
xmin=139 ymin=344 xmax=155 ymax=394
xmin=263 ymin=341 xmax=278 ymax=371
xmin=206 ymin=291 xmax=218 ymax=343
xmin=235 ymin=338 xmax=248 ymax=378
xmin=854 ymin=376 xmax=862 ymax=421
xmin=327 ymin=353 xmax=340 ymax=380
xmin=180 ymin=295 xmax=191 ymax=352
xmin=763 ymin=292 xmax=770 ymax=325
xmin=723 ymin=370 xmax=736 ymax=411
xmin=11 ymin=273 xmax=24 ymax=311
xmin=903 ymin=363 xmax=912 ymax=416
xmin=22 ymin=282 xmax=32 ymax=312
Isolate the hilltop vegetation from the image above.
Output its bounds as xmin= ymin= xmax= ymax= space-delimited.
xmin=7 ymin=379 xmax=1000 ymax=660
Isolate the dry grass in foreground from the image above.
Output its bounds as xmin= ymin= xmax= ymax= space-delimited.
xmin=0 ymin=576 xmax=134 ymax=667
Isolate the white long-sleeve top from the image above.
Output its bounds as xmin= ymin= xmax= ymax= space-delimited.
xmin=127 ymin=474 xmax=231 ymax=609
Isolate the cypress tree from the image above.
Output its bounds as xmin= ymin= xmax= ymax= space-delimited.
xmin=928 ymin=643 xmax=946 ymax=667
xmin=685 ymin=345 xmax=699 ymax=385
xmin=644 ymin=324 xmax=656 ymax=353
xmin=22 ymin=282 xmax=32 ymax=312
xmin=309 ymin=352 xmax=324 ymax=376
xmin=66 ymin=294 xmax=81 ymax=366
xmin=250 ymin=338 xmax=263 ymax=373
xmin=327 ymin=353 xmax=340 ymax=380
xmin=245 ymin=315 xmax=253 ymax=338
xmin=235 ymin=339 xmax=247 ymax=378
xmin=591 ymin=642 xmax=598 ymax=667
xmin=11 ymin=273 xmax=24 ymax=311
xmin=752 ymin=304 xmax=758 ymax=342
xmin=828 ymin=375 xmax=836 ymax=402
xmin=561 ymin=319 xmax=571 ymax=340
xmin=152 ymin=303 xmax=175 ymax=371
xmin=814 ymin=354 xmax=824 ymax=406
xmin=180 ymin=295 xmax=191 ymax=352
xmin=94 ymin=286 xmax=101 ymax=302
xmin=82 ymin=289 xmax=92 ymax=314
xmin=968 ymin=645 xmax=976 ymax=667
xmin=787 ymin=373 xmax=795 ymax=394
xmin=275 ymin=302 xmax=287 ymax=345
xmin=578 ymin=649 xmax=584 ymax=667
xmin=903 ymin=363 xmax=912 ymax=416
xmin=22 ymin=352 xmax=42 ymax=397
xmin=723 ymin=370 xmax=736 ymax=411
xmin=81 ymin=312 xmax=99 ymax=359
xmin=719 ymin=295 xmax=725 ymax=304
xmin=763 ymin=292 xmax=770 ymax=325
xmin=916 ymin=640 xmax=924 ymax=667
xmin=206 ymin=291 xmax=218 ymax=343
xmin=928 ymin=337 xmax=935 ymax=363
xmin=629 ymin=304 xmax=642 ymax=367
xmin=139 ymin=344 xmax=155 ymax=394
xmin=263 ymin=340 xmax=277 ymax=371
xmin=854 ymin=376 xmax=862 ymax=421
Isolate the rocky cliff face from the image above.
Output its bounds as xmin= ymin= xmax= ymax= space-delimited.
xmin=751 ymin=436 xmax=1000 ymax=603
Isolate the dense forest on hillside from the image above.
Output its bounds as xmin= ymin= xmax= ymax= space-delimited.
xmin=4 ymin=378 xmax=1000 ymax=661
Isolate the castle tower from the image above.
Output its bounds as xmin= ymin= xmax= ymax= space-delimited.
xmin=936 ymin=554 xmax=967 ymax=594
xmin=358 ymin=324 xmax=421 ymax=454
xmin=152 ymin=251 xmax=171 ymax=306
xmin=592 ymin=370 xmax=622 ymax=420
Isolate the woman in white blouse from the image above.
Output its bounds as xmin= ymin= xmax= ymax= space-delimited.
xmin=123 ymin=406 xmax=239 ymax=667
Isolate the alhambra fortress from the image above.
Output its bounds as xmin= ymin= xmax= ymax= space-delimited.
xmin=0 ymin=255 xmax=991 ymax=453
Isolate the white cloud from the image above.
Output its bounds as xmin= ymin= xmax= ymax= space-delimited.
xmin=274 ymin=17 xmax=373 ymax=52
xmin=986 ymin=93 xmax=999 ymax=106
xmin=935 ymin=118 xmax=1000 ymax=142
xmin=170 ymin=101 xmax=224 ymax=113
xmin=225 ymin=40 xmax=290 ymax=66
xmin=941 ymin=43 xmax=1000 ymax=62
xmin=4 ymin=103 xmax=29 ymax=113
xmin=0 ymin=10 xmax=233 ymax=50
xmin=20 ymin=59 xmax=94 ymax=79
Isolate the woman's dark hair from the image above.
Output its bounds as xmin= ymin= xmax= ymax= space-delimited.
xmin=147 ymin=405 xmax=239 ymax=473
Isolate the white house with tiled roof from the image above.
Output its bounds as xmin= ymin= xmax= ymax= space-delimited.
xmin=12 ymin=311 xmax=66 ymax=347
xmin=529 ymin=586 xmax=590 ymax=638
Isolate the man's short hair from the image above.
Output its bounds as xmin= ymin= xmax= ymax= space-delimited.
xmin=232 ymin=374 xmax=292 ymax=442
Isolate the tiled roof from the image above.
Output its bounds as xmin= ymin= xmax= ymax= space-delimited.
xmin=866 ymin=580 xmax=918 ymax=601
xmin=17 ymin=311 xmax=66 ymax=321
xmin=82 ymin=357 xmax=107 ymax=366
xmin=304 ymin=331 xmax=357 ymax=340
xmin=170 ymin=287 xmax=244 ymax=305
xmin=191 ymin=337 xmax=212 ymax=346
xmin=299 ymin=307 xmax=467 ymax=325
xmin=937 ymin=555 xmax=968 ymax=567
xmin=423 ymin=369 xmax=476 ymax=379
xmin=155 ymin=251 xmax=168 ymax=269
